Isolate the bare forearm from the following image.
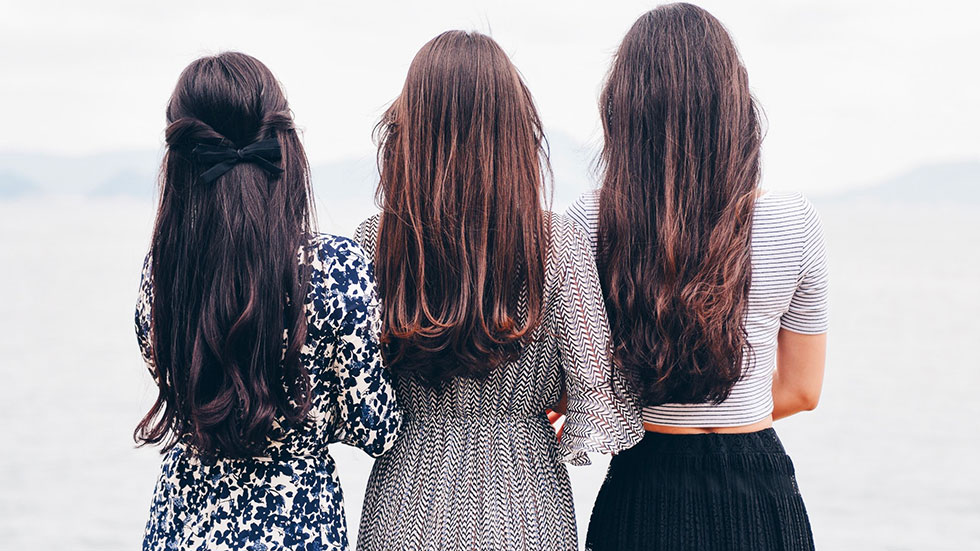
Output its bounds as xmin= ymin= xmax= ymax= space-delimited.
xmin=551 ymin=391 xmax=568 ymax=416
xmin=772 ymin=329 xmax=827 ymax=421
xmin=771 ymin=377 xmax=817 ymax=420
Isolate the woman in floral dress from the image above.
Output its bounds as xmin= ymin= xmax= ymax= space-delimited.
xmin=134 ymin=52 xmax=401 ymax=551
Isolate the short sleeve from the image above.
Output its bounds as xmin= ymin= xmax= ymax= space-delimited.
xmin=554 ymin=223 xmax=644 ymax=465
xmin=780 ymin=199 xmax=830 ymax=334
xmin=325 ymin=241 xmax=402 ymax=457
xmin=134 ymin=253 xmax=159 ymax=384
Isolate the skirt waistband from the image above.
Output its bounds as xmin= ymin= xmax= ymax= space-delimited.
xmin=610 ymin=428 xmax=797 ymax=480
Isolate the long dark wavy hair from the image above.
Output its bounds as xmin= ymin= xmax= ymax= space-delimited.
xmin=134 ymin=52 xmax=315 ymax=457
xmin=372 ymin=31 xmax=550 ymax=384
xmin=598 ymin=4 xmax=761 ymax=407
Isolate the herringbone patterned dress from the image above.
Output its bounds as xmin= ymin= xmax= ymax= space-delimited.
xmin=353 ymin=213 xmax=643 ymax=551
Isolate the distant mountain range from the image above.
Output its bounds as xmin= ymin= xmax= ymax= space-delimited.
xmin=1 ymin=144 xmax=976 ymax=207
xmin=811 ymin=160 xmax=980 ymax=205
xmin=0 ymin=170 xmax=42 ymax=198
xmin=0 ymin=150 xmax=161 ymax=198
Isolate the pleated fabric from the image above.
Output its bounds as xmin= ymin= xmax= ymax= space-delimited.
xmin=353 ymin=213 xmax=644 ymax=551
xmin=586 ymin=429 xmax=815 ymax=551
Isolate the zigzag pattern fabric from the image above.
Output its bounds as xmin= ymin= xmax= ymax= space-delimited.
xmin=353 ymin=212 xmax=644 ymax=551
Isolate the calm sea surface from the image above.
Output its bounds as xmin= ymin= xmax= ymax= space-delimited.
xmin=0 ymin=196 xmax=977 ymax=550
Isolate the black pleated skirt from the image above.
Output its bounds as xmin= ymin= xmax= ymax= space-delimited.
xmin=585 ymin=428 xmax=815 ymax=551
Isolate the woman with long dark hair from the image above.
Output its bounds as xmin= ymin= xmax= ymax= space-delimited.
xmin=567 ymin=4 xmax=829 ymax=550
xmin=352 ymin=31 xmax=642 ymax=550
xmin=134 ymin=52 xmax=401 ymax=551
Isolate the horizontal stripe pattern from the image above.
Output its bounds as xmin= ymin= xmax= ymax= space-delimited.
xmin=566 ymin=189 xmax=829 ymax=427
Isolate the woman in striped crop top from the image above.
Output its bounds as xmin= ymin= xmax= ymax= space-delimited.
xmin=568 ymin=4 xmax=829 ymax=551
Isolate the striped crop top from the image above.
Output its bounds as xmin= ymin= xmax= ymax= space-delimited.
xmin=566 ymin=189 xmax=829 ymax=427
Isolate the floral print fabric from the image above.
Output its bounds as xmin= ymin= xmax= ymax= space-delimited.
xmin=136 ymin=234 xmax=401 ymax=551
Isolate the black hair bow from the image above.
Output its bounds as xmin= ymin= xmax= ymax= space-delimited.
xmin=191 ymin=138 xmax=284 ymax=183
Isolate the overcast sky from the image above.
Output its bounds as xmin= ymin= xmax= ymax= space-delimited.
xmin=3 ymin=0 xmax=977 ymax=193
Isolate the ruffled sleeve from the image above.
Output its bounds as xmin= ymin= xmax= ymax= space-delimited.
xmin=554 ymin=223 xmax=644 ymax=465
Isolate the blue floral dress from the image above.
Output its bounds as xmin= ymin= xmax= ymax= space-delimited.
xmin=135 ymin=234 xmax=402 ymax=551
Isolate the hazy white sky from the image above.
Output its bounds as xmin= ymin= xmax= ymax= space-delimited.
xmin=2 ymin=0 xmax=978 ymax=193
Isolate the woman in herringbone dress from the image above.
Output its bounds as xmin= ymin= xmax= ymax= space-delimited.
xmin=354 ymin=214 xmax=637 ymax=550
xmin=352 ymin=31 xmax=643 ymax=551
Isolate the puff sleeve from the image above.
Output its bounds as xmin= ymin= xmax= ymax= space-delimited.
xmin=322 ymin=241 xmax=403 ymax=457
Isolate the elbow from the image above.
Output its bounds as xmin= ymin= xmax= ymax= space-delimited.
xmin=363 ymin=432 xmax=399 ymax=459
xmin=772 ymin=381 xmax=822 ymax=419
xmin=798 ymin=390 xmax=821 ymax=412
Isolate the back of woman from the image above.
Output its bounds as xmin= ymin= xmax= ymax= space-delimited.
xmin=569 ymin=191 xmax=827 ymax=426
xmin=353 ymin=31 xmax=642 ymax=551
xmin=134 ymin=52 xmax=401 ymax=551
xmin=566 ymin=4 xmax=829 ymax=551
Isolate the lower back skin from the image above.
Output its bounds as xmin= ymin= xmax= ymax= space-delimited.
xmin=643 ymin=416 xmax=773 ymax=434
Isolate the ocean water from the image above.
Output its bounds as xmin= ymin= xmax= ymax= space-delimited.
xmin=0 ymin=197 xmax=977 ymax=550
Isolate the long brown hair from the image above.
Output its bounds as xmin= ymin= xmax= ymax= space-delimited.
xmin=135 ymin=52 xmax=315 ymax=457
xmin=598 ymin=4 xmax=761 ymax=406
xmin=373 ymin=31 xmax=550 ymax=383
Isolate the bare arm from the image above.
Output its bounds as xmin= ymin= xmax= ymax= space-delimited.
xmin=550 ymin=391 xmax=568 ymax=416
xmin=772 ymin=328 xmax=827 ymax=420
xmin=774 ymin=197 xmax=829 ymax=421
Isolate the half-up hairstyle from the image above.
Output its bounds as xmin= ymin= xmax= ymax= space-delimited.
xmin=135 ymin=52 xmax=315 ymax=457
xmin=373 ymin=31 xmax=550 ymax=384
xmin=598 ymin=4 xmax=761 ymax=406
